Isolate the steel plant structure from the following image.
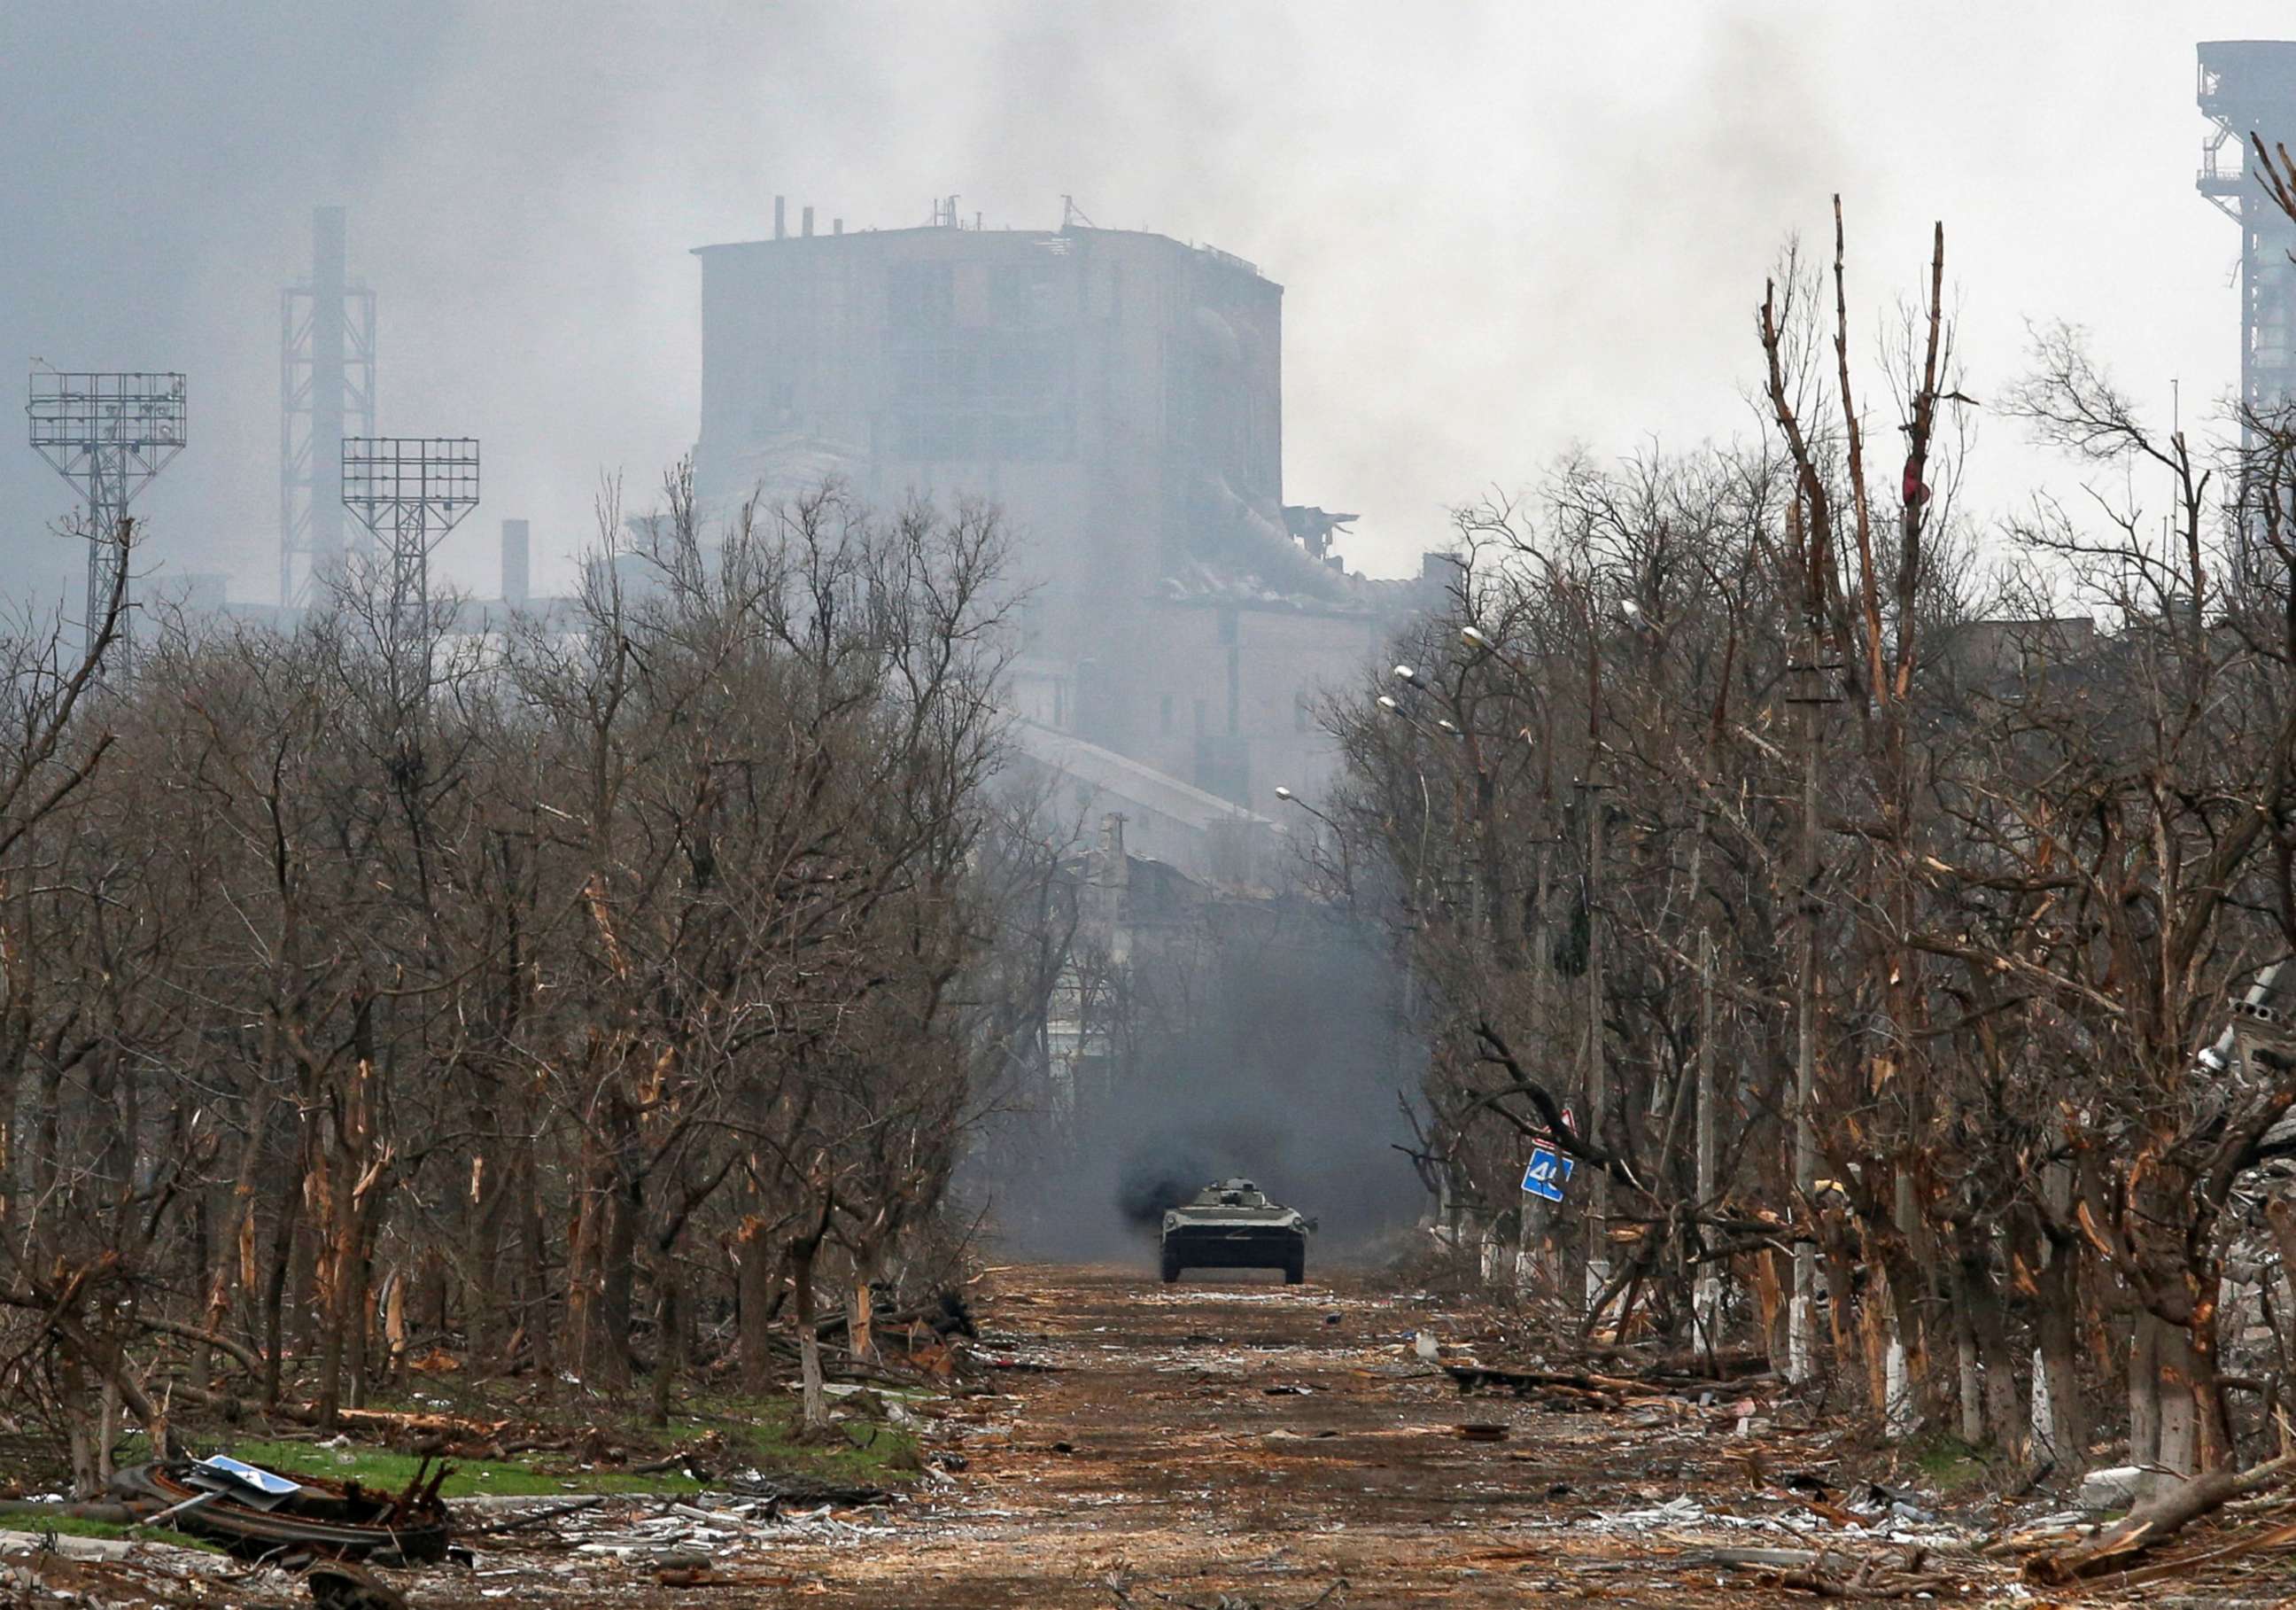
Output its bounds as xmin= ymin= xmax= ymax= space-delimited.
xmin=282 ymin=206 xmax=377 ymax=606
xmin=26 ymin=369 xmax=188 ymax=668
xmin=689 ymin=204 xmax=1416 ymax=818
xmin=341 ymin=437 xmax=478 ymax=701
xmin=2199 ymin=41 xmax=2296 ymax=434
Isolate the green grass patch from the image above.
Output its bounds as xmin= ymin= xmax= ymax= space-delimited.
xmin=1909 ymin=1432 xmax=1990 ymax=1494
xmin=186 ymin=1439 xmax=706 ymax=1498
xmin=120 ymin=1394 xmax=924 ymax=1500
xmin=0 ymin=1514 xmax=225 ymax=1553
xmin=97 ymin=1375 xmax=930 ymax=1503
xmin=644 ymin=1393 xmax=926 ymax=1486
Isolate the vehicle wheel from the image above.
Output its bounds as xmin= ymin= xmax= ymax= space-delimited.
xmin=1284 ymin=1252 xmax=1305 ymax=1285
xmin=1160 ymin=1249 xmax=1181 ymax=1283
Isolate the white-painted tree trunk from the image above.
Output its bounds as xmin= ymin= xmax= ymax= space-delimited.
xmin=2029 ymin=1346 xmax=2056 ymax=1462
xmin=1885 ymin=1335 xmax=1914 ymax=1440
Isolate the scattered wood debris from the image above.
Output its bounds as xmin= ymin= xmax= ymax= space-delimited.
xmin=1691 ymin=1543 xmax=1963 ymax=1600
xmin=2021 ymin=1447 xmax=2296 ymax=1582
xmin=1105 ymin=1572 xmax=1347 ymax=1610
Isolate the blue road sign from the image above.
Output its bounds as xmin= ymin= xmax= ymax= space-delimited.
xmin=1522 ymin=1145 xmax=1573 ymax=1202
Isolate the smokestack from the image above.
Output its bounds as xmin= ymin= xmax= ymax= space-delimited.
xmin=802 ymin=205 xmax=814 ymax=237
xmin=500 ymin=518 xmax=530 ymax=609
xmin=833 ymin=217 xmax=844 ymax=235
xmin=774 ymin=196 xmax=786 ymax=240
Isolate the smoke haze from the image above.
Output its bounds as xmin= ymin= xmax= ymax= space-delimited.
xmin=4 ymin=3 xmax=2291 ymax=608
xmin=983 ymin=906 xmax=1424 ymax=1264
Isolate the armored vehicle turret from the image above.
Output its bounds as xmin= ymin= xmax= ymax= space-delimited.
xmin=1160 ymin=1178 xmax=1312 ymax=1284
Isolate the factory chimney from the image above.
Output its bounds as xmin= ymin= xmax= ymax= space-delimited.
xmin=500 ymin=518 xmax=530 ymax=609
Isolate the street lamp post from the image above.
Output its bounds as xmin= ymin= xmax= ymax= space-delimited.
xmin=1374 ymin=688 xmax=1439 ymax=911
xmin=1274 ymin=785 xmax=1353 ymax=898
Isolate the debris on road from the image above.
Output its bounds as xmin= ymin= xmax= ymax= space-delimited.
xmin=1105 ymin=1570 xmax=1349 ymax=1610
xmin=305 ymin=1559 xmax=407 ymax=1610
xmin=2020 ymin=1444 xmax=2296 ymax=1583
xmin=1690 ymin=1543 xmax=1961 ymax=1600
xmin=110 ymin=1456 xmax=453 ymax=1563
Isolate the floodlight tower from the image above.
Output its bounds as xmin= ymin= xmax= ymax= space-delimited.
xmin=282 ymin=206 xmax=376 ymax=605
xmin=26 ymin=370 xmax=188 ymax=666
xmin=341 ymin=438 xmax=477 ymax=698
xmin=2199 ymin=42 xmax=2296 ymax=432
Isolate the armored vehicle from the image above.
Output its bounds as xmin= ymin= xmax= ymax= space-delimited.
xmin=1160 ymin=1178 xmax=1312 ymax=1283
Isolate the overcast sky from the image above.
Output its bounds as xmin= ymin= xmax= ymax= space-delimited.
xmin=3 ymin=2 xmax=2292 ymax=607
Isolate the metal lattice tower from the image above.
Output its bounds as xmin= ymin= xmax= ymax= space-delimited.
xmin=26 ymin=370 xmax=187 ymax=666
xmin=342 ymin=438 xmax=477 ymax=695
xmin=282 ymin=206 xmax=376 ymax=606
xmin=2199 ymin=42 xmax=2296 ymax=432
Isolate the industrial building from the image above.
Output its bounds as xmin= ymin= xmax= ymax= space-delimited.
xmin=689 ymin=201 xmax=1427 ymax=838
xmin=2199 ymin=41 xmax=2296 ymax=430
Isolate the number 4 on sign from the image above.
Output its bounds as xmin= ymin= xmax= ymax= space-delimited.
xmin=1522 ymin=1145 xmax=1573 ymax=1202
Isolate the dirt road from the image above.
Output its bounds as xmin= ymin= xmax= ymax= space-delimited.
xmin=415 ymin=1263 xmax=1868 ymax=1607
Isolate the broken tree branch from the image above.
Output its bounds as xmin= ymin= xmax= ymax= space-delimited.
xmin=2025 ymin=1448 xmax=2296 ymax=1583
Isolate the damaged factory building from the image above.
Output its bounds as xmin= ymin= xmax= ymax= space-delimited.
xmin=691 ymin=199 xmax=1432 ymax=867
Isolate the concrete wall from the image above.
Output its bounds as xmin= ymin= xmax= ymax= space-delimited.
xmin=1105 ymin=601 xmax=1386 ymax=812
xmin=694 ymin=224 xmax=1280 ymax=665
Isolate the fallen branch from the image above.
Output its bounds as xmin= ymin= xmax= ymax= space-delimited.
xmin=2025 ymin=1449 xmax=2296 ymax=1583
xmin=1444 ymin=1362 xmax=1647 ymax=1400
xmin=165 ymin=1380 xmax=508 ymax=1442
xmin=134 ymin=1317 xmax=268 ymax=1377
xmin=2093 ymin=1516 xmax=2296 ymax=1590
xmin=459 ymin=1495 xmax=607 ymax=1536
xmin=1689 ymin=1547 xmax=1825 ymax=1569
xmin=1693 ymin=1545 xmax=1959 ymax=1600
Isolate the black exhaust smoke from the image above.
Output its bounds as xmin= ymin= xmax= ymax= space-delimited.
xmin=964 ymin=891 xmax=1423 ymax=1260
xmin=1116 ymin=1149 xmax=1208 ymax=1229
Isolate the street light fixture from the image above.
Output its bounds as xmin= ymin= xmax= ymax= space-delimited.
xmin=1273 ymin=784 xmax=1353 ymax=898
xmin=1463 ymin=621 xmax=1536 ymax=679
xmin=1392 ymin=664 xmax=1418 ymax=684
